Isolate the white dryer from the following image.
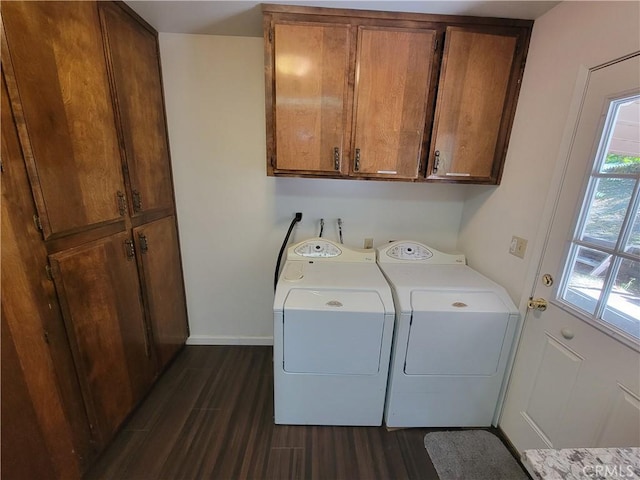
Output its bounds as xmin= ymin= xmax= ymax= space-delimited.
xmin=273 ymin=238 xmax=395 ymax=426
xmin=377 ymin=241 xmax=520 ymax=428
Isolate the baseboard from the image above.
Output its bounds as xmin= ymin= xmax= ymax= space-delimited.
xmin=186 ymin=335 xmax=273 ymax=346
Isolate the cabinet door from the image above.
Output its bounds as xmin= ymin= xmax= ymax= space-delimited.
xmin=2 ymin=71 xmax=93 ymax=479
xmin=352 ymin=27 xmax=436 ymax=179
xmin=428 ymin=27 xmax=521 ymax=183
xmin=2 ymin=1 xmax=126 ymax=238
xmin=271 ymin=22 xmax=352 ymax=175
xmin=99 ymin=3 xmax=174 ymax=216
xmin=134 ymin=216 xmax=188 ymax=369
xmin=49 ymin=233 xmax=155 ymax=446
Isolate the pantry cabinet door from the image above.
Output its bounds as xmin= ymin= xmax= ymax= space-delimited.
xmin=134 ymin=216 xmax=189 ymax=369
xmin=428 ymin=26 xmax=522 ymax=183
xmin=2 ymin=1 xmax=126 ymax=237
xmin=271 ymin=22 xmax=352 ymax=175
xmin=1 ymin=71 xmax=94 ymax=478
xmin=352 ymin=27 xmax=436 ymax=179
xmin=99 ymin=3 xmax=174 ymax=217
xmin=49 ymin=233 xmax=155 ymax=446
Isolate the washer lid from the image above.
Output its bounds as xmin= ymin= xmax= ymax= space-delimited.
xmin=285 ymin=289 xmax=384 ymax=314
xmin=411 ymin=291 xmax=509 ymax=313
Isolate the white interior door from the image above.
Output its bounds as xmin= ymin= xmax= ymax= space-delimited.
xmin=500 ymin=54 xmax=640 ymax=452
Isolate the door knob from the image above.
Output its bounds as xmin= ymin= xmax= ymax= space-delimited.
xmin=528 ymin=297 xmax=548 ymax=311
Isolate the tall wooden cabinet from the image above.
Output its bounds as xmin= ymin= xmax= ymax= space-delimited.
xmin=1 ymin=1 xmax=188 ymax=478
xmin=263 ymin=5 xmax=533 ymax=184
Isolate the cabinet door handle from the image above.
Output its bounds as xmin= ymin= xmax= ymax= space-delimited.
xmin=354 ymin=148 xmax=361 ymax=172
xmin=138 ymin=233 xmax=149 ymax=253
xmin=433 ymin=150 xmax=440 ymax=174
xmin=333 ymin=147 xmax=340 ymax=171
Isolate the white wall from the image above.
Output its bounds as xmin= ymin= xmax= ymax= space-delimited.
xmin=159 ymin=33 xmax=467 ymax=344
xmin=458 ymin=1 xmax=640 ymax=308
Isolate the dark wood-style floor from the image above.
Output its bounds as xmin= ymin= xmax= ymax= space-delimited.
xmin=86 ymin=346 xmax=510 ymax=480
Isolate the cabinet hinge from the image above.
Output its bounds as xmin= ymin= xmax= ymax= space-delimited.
xmin=33 ymin=214 xmax=43 ymax=232
xmin=124 ymin=239 xmax=136 ymax=259
xmin=518 ymin=62 xmax=526 ymax=85
xmin=45 ymin=263 xmax=54 ymax=281
xmin=43 ymin=330 xmax=50 ymax=344
xmin=434 ymin=38 xmax=438 ymax=51
xmin=270 ymin=156 xmax=275 ymax=168
xmin=269 ymin=28 xmax=273 ymax=43
xmin=132 ymin=190 xmax=142 ymax=213
xmin=117 ymin=191 xmax=127 ymax=216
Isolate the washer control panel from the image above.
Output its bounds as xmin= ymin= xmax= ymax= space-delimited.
xmin=294 ymin=240 xmax=342 ymax=258
xmin=386 ymin=242 xmax=433 ymax=261
xmin=287 ymin=238 xmax=375 ymax=262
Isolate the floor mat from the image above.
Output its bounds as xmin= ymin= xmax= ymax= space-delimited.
xmin=424 ymin=430 xmax=529 ymax=480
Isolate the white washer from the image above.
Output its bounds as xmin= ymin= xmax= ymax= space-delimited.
xmin=377 ymin=241 xmax=520 ymax=428
xmin=273 ymin=238 xmax=395 ymax=425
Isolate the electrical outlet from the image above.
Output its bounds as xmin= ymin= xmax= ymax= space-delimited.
xmin=364 ymin=238 xmax=374 ymax=249
xmin=509 ymin=236 xmax=528 ymax=259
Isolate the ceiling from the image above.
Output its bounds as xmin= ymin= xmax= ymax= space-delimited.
xmin=124 ymin=1 xmax=560 ymax=37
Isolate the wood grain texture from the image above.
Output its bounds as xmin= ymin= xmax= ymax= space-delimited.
xmin=1 ymin=71 xmax=93 ymax=479
xmin=1 ymin=316 xmax=57 ymax=480
xmin=49 ymin=233 xmax=156 ymax=446
xmin=99 ymin=2 xmax=174 ymax=216
xmin=87 ymin=346 xmax=450 ymax=480
xmin=262 ymin=4 xmax=535 ymax=28
xmin=429 ymin=27 xmax=518 ymax=181
xmin=2 ymin=1 xmax=125 ymax=237
xmin=274 ymin=22 xmax=351 ymax=174
xmin=134 ymin=216 xmax=189 ymax=369
xmin=352 ymin=27 xmax=436 ymax=179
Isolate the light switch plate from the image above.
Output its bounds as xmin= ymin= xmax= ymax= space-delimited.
xmin=509 ymin=236 xmax=527 ymax=259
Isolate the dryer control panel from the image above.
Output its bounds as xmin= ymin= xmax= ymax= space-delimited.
xmin=386 ymin=243 xmax=433 ymax=260
xmin=377 ymin=241 xmax=465 ymax=265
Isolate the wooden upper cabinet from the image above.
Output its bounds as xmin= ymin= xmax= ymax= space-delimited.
xmin=352 ymin=27 xmax=436 ymax=179
xmin=271 ymin=22 xmax=352 ymax=175
xmin=49 ymin=232 xmax=156 ymax=446
xmin=99 ymin=3 xmax=175 ymax=216
xmin=427 ymin=27 xmax=524 ymax=183
xmin=263 ymin=5 xmax=532 ymax=184
xmin=134 ymin=216 xmax=189 ymax=369
xmin=2 ymin=1 xmax=126 ymax=237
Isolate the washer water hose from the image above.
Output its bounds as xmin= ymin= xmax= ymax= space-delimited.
xmin=274 ymin=212 xmax=303 ymax=291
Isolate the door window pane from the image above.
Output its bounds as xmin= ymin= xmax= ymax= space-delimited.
xmin=563 ymin=246 xmax=609 ymax=316
xmin=580 ymin=177 xmax=635 ymax=247
xmin=560 ymin=95 xmax=640 ymax=342
xmin=602 ymin=259 xmax=640 ymax=339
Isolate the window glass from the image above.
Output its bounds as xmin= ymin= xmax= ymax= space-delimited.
xmin=560 ymin=96 xmax=640 ymax=342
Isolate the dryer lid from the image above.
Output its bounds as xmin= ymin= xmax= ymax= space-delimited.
xmin=285 ymin=289 xmax=385 ymax=314
xmin=411 ymin=290 xmax=509 ymax=313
